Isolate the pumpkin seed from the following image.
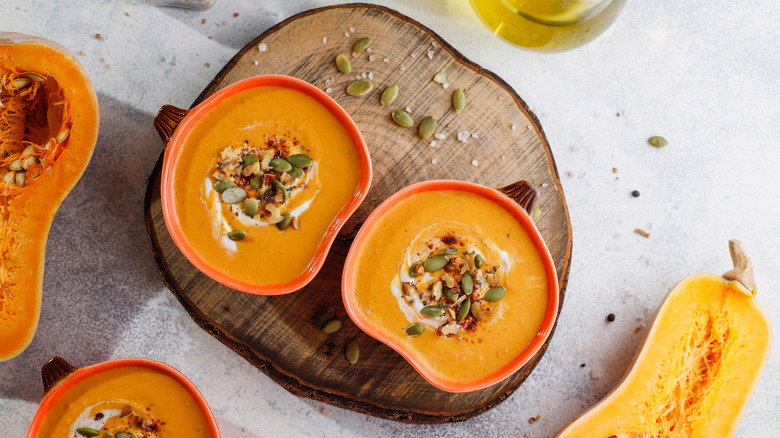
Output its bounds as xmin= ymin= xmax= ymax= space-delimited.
xmin=227 ymin=230 xmax=246 ymax=241
xmin=392 ymin=110 xmax=414 ymax=128
xmin=532 ymin=207 xmax=542 ymax=223
xmin=346 ymin=80 xmax=373 ymax=96
xmin=115 ymin=433 xmax=130 ymax=438
xmin=445 ymin=287 xmax=458 ymax=301
xmin=471 ymin=301 xmax=484 ymax=320
xmin=76 ymin=429 xmax=100 ymax=437
xmin=442 ymin=247 xmax=459 ymax=255
xmin=314 ymin=307 xmax=335 ymax=329
xmin=453 ymin=89 xmax=466 ymax=113
xmin=353 ymin=37 xmax=372 ymax=52
xmin=288 ymin=154 xmax=313 ymax=168
xmin=2 ymin=171 xmax=15 ymax=185
xmin=420 ymin=305 xmax=445 ymax=317
xmin=289 ymin=165 xmax=304 ymax=179
xmin=272 ymin=180 xmax=288 ymax=202
xmin=12 ymin=77 xmax=31 ymax=90
xmin=276 ymin=213 xmax=292 ymax=230
xmin=56 ymin=128 xmax=70 ymax=143
xmin=15 ymin=171 xmax=26 ymax=187
xmin=423 ymin=254 xmax=448 ymax=272
xmin=458 ymin=298 xmax=471 ymax=321
xmin=244 ymin=198 xmax=259 ymax=216
xmin=270 ymin=158 xmax=292 ymax=173
xmin=405 ymin=323 xmax=424 ymax=337
xmin=432 ymin=72 xmax=447 ymax=84
xmin=323 ymin=318 xmax=342 ymax=334
xmin=474 ymin=254 xmax=484 ymax=269
xmin=9 ymin=159 xmax=23 ymax=171
xmin=129 ymin=433 xmax=139 ymax=438
xmin=408 ymin=260 xmax=423 ymax=277
xmin=103 ymin=433 xmax=115 ymax=438
xmin=484 ymin=286 xmax=506 ymax=302
xmin=345 ymin=339 xmax=360 ymax=364
xmin=336 ymin=54 xmax=352 ymax=74
xmin=380 ymin=85 xmax=398 ymax=106
xmin=250 ymin=176 xmax=262 ymax=189
xmin=222 ymin=187 xmax=247 ymax=204
xmin=241 ymin=154 xmax=259 ymax=167
xmin=418 ymin=116 xmax=437 ymax=140
xmin=648 ymin=136 xmax=668 ymax=148
xmin=462 ymin=273 xmax=474 ymax=295
xmin=26 ymin=72 xmax=46 ymax=82
xmin=214 ymin=180 xmax=236 ymax=193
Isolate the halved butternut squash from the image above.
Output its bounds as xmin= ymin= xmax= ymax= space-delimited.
xmin=0 ymin=32 xmax=99 ymax=360
xmin=555 ymin=240 xmax=771 ymax=438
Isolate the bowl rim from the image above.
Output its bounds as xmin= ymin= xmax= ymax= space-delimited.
xmin=26 ymin=357 xmax=221 ymax=437
xmin=160 ymin=74 xmax=373 ymax=295
xmin=341 ymin=179 xmax=559 ymax=393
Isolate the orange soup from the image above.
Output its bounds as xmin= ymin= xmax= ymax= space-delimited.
xmin=38 ymin=366 xmax=212 ymax=437
xmin=173 ymin=85 xmax=361 ymax=286
xmin=351 ymin=190 xmax=549 ymax=383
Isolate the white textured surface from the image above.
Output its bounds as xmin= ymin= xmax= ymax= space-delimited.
xmin=2 ymin=0 xmax=779 ymax=436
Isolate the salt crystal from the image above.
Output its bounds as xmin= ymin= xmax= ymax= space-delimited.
xmin=542 ymin=183 xmax=549 ymax=188
xmin=369 ymin=55 xmax=376 ymax=61
xmin=432 ymin=158 xmax=438 ymax=165
xmin=434 ymin=133 xmax=446 ymax=140
xmin=368 ymin=72 xmax=374 ymax=79
xmin=352 ymin=51 xmax=358 ymax=58
xmin=253 ymin=61 xmax=259 ymax=66
xmin=431 ymin=41 xmax=438 ymax=47
xmin=471 ymin=133 xmax=479 ymax=139
xmin=411 ymin=53 xmax=416 ymax=58
xmin=258 ymin=43 xmax=267 ymax=52
xmin=406 ymin=107 xmax=413 ymax=114
xmin=383 ymin=58 xmax=390 ymax=62
xmin=356 ymin=75 xmax=361 ymax=80
xmin=501 ymin=155 xmax=506 ymax=160
xmin=498 ymin=96 xmax=503 ymax=100
xmin=442 ymin=82 xmax=450 ymax=89
xmin=567 ymin=171 xmax=575 ymax=177
xmin=471 ymin=159 xmax=479 ymax=167
xmin=366 ymin=48 xmax=372 ymax=53
xmin=349 ymin=26 xmax=355 ymax=32
xmin=345 ymin=32 xmax=351 ymax=37
xmin=361 ymin=72 xmax=367 ymax=78
xmin=527 ymin=125 xmax=532 ymax=130
xmin=457 ymin=131 xmax=470 ymax=142
xmin=325 ymin=87 xmax=332 ymax=93
xmin=400 ymin=66 xmax=406 ymax=72
xmin=511 ymin=123 xmax=517 ymax=130
xmin=427 ymin=50 xmax=434 ymax=60
xmin=325 ymin=79 xmax=331 ymax=84
xmin=322 ymin=37 xmax=328 ymax=44
xmin=429 ymin=140 xmax=437 ymax=148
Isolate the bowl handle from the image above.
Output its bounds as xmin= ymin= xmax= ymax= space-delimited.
xmin=153 ymin=104 xmax=190 ymax=145
xmin=41 ymin=356 xmax=77 ymax=395
xmin=498 ymin=180 xmax=538 ymax=215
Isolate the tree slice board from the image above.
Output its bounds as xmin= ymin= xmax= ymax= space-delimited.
xmin=144 ymin=3 xmax=572 ymax=423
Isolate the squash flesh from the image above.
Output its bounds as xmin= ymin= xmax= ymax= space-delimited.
xmin=556 ymin=274 xmax=771 ymax=438
xmin=0 ymin=33 xmax=98 ymax=361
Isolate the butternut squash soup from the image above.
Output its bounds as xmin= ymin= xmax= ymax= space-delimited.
xmin=172 ymin=85 xmax=361 ymax=286
xmin=351 ymin=190 xmax=549 ymax=383
xmin=38 ymin=366 xmax=212 ymax=437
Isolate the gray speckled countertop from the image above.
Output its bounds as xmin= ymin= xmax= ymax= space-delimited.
xmin=2 ymin=1 xmax=779 ymax=436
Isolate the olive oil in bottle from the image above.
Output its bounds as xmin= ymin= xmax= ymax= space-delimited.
xmin=469 ymin=0 xmax=626 ymax=52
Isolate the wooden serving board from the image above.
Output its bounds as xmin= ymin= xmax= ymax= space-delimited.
xmin=144 ymin=4 xmax=572 ymax=423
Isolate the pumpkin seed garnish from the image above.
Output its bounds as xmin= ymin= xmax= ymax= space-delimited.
xmin=250 ymin=176 xmax=262 ymax=189
xmin=445 ymin=286 xmax=458 ymax=301
xmin=409 ymin=260 xmax=423 ymax=277
xmin=474 ymin=254 xmax=484 ymax=269
xmin=462 ymin=273 xmax=474 ymax=295
xmin=532 ymin=207 xmax=542 ymax=223
xmin=352 ymin=37 xmax=372 ymax=52
xmin=345 ymin=339 xmax=360 ymax=364
xmin=458 ymin=298 xmax=471 ymax=321
xmin=380 ymin=85 xmax=398 ymax=106
xmin=453 ymin=88 xmax=466 ymax=113
xmin=335 ymin=54 xmax=352 ymax=74
xmin=442 ymin=247 xmax=459 ymax=255
xmin=222 ymin=187 xmax=247 ymax=204
xmin=287 ymin=154 xmax=313 ymax=168
xmin=289 ymin=166 xmax=304 ymax=179
xmin=420 ymin=305 xmax=445 ymax=317
xmin=76 ymin=429 xmax=100 ymax=437
xmin=418 ymin=116 xmax=437 ymax=140
xmin=314 ymin=307 xmax=335 ymax=329
xmin=392 ymin=110 xmax=414 ymax=127
xmin=323 ymin=318 xmax=342 ymax=334
xmin=276 ymin=213 xmax=293 ymax=230
xmin=103 ymin=433 xmax=115 ymax=438
xmin=129 ymin=433 xmax=139 ymax=438
xmin=227 ymin=230 xmax=246 ymax=241
xmin=269 ymin=158 xmax=292 ymax=173
xmin=405 ymin=323 xmax=424 ymax=337
xmin=648 ymin=136 xmax=668 ymax=148
xmin=241 ymin=154 xmax=259 ymax=167
xmin=244 ymin=198 xmax=259 ymax=217
xmin=424 ymin=254 xmax=449 ymax=272
xmin=272 ymin=180 xmax=288 ymax=202
xmin=346 ymin=79 xmax=373 ymax=96
xmin=432 ymin=72 xmax=447 ymax=84
xmin=215 ymin=179 xmax=237 ymax=193
xmin=484 ymin=286 xmax=506 ymax=302
xmin=115 ymin=433 xmax=130 ymax=438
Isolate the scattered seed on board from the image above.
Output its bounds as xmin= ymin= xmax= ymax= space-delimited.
xmin=418 ymin=116 xmax=437 ymax=140
xmin=392 ymin=110 xmax=414 ymax=127
xmin=453 ymin=89 xmax=466 ymax=113
xmin=352 ymin=37 xmax=372 ymax=52
xmin=346 ymin=80 xmax=373 ymax=96
xmin=335 ymin=54 xmax=352 ymax=74
xmin=648 ymin=136 xmax=668 ymax=148
xmin=380 ymin=85 xmax=398 ymax=106
xmin=345 ymin=339 xmax=360 ymax=364
xmin=532 ymin=207 xmax=542 ymax=223
xmin=433 ymin=72 xmax=446 ymax=84
xmin=323 ymin=319 xmax=342 ymax=334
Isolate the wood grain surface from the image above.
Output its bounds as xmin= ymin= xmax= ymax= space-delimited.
xmin=144 ymin=4 xmax=572 ymax=423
